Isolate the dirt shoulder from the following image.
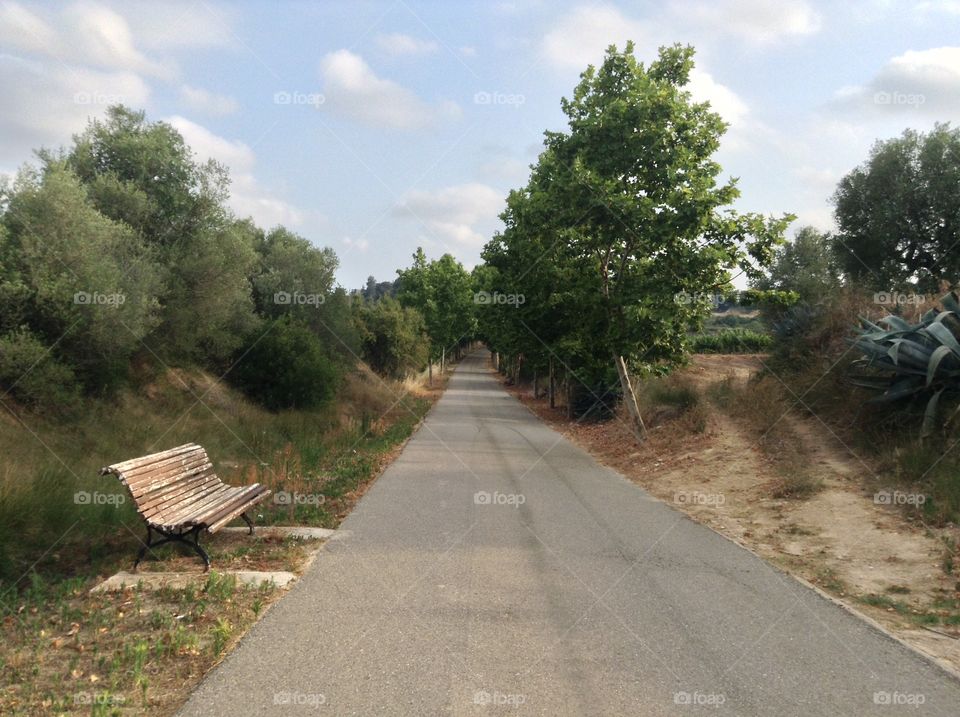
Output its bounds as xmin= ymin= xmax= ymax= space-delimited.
xmin=501 ymin=355 xmax=960 ymax=676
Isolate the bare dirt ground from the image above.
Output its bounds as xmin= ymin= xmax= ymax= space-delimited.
xmin=504 ymin=355 xmax=960 ymax=675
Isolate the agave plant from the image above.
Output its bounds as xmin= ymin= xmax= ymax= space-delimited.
xmin=849 ymin=291 xmax=960 ymax=437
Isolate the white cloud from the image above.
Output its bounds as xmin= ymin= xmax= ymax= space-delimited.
xmin=167 ymin=116 xmax=304 ymax=229
xmin=459 ymin=46 xmax=477 ymax=58
xmin=180 ymin=84 xmax=239 ymax=116
xmin=0 ymin=2 xmax=169 ymax=78
xmin=540 ymin=5 xmax=753 ymax=142
xmin=375 ymin=33 xmax=438 ymax=56
xmin=831 ymin=47 xmax=960 ymax=116
xmin=541 ymin=4 xmax=646 ymax=72
xmin=342 ymin=236 xmax=370 ymax=252
xmin=394 ymin=183 xmax=503 ymax=247
xmin=118 ymin=1 xmax=236 ymax=50
xmin=0 ymin=55 xmax=150 ymax=164
xmin=676 ymin=0 xmax=821 ymax=45
xmin=319 ymin=49 xmax=460 ymax=130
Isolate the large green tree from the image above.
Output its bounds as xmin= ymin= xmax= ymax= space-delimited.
xmin=480 ymin=43 xmax=790 ymax=435
xmin=833 ymin=123 xmax=960 ymax=291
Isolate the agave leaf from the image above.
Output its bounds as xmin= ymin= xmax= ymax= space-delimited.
xmin=881 ymin=315 xmax=913 ymax=331
xmin=886 ymin=339 xmax=934 ymax=369
xmin=921 ymin=308 xmax=939 ymax=323
xmin=927 ymin=345 xmax=956 ymax=387
xmin=925 ymin=320 xmax=960 ymax=356
xmin=922 ymin=388 xmax=945 ymax=438
xmin=941 ymin=291 xmax=960 ymax=313
xmin=866 ymin=376 xmax=925 ymax=403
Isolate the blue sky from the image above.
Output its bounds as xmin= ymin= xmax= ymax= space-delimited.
xmin=1 ymin=0 xmax=959 ymax=288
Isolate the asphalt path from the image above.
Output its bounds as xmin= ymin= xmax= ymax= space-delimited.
xmin=178 ymin=350 xmax=960 ymax=716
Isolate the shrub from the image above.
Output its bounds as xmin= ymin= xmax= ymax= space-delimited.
xmin=0 ymin=327 xmax=80 ymax=409
xmin=229 ymin=318 xmax=339 ymax=410
xmin=354 ymin=297 xmax=429 ymax=379
xmin=690 ymin=329 xmax=772 ymax=353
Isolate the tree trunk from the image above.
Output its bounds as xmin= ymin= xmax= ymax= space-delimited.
xmin=441 ymin=346 xmax=445 ymax=375
xmin=428 ymin=360 xmax=433 ymax=387
xmin=533 ymin=370 xmax=539 ymax=400
xmin=514 ymin=354 xmax=522 ymax=386
xmin=549 ymin=357 xmax=555 ymax=409
xmin=566 ymin=376 xmax=573 ymax=420
xmin=614 ymin=354 xmax=646 ymax=441
xmin=493 ymin=352 xmax=499 ymax=371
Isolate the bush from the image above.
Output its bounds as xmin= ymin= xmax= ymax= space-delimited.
xmin=229 ymin=318 xmax=339 ymax=410
xmin=690 ymin=329 xmax=772 ymax=353
xmin=355 ymin=297 xmax=429 ymax=379
xmin=0 ymin=328 xmax=80 ymax=409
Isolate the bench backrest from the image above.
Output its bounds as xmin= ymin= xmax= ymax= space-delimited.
xmin=100 ymin=443 xmax=223 ymax=524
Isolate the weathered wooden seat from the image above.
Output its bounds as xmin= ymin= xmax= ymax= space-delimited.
xmin=100 ymin=443 xmax=271 ymax=571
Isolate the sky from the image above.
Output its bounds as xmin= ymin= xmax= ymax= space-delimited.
xmin=1 ymin=0 xmax=959 ymax=289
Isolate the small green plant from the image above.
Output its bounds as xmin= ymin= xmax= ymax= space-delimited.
xmin=211 ymin=618 xmax=233 ymax=656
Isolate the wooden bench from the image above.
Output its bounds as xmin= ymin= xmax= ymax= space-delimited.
xmin=100 ymin=443 xmax=271 ymax=571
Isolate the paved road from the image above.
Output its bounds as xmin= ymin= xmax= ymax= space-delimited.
xmin=179 ymin=350 xmax=960 ymax=716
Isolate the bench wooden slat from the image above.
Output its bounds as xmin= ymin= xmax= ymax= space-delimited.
xmin=106 ymin=444 xmax=201 ymax=474
xmin=207 ymin=488 xmax=271 ymax=533
xmin=123 ymin=452 xmax=209 ymax=487
xmin=141 ymin=474 xmax=224 ymax=521
xmin=138 ymin=469 xmax=219 ymax=514
xmin=129 ymin=460 xmax=213 ymax=499
xmin=155 ymin=484 xmax=236 ymax=529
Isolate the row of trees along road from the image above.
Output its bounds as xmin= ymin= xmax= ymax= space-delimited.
xmin=475 ymin=43 xmax=792 ymax=439
xmin=396 ymin=248 xmax=475 ymax=383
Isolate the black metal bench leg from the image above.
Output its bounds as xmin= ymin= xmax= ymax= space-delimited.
xmin=133 ymin=526 xmax=154 ymax=572
xmin=240 ymin=511 xmax=255 ymax=535
xmin=185 ymin=527 xmax=211 ymax=572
